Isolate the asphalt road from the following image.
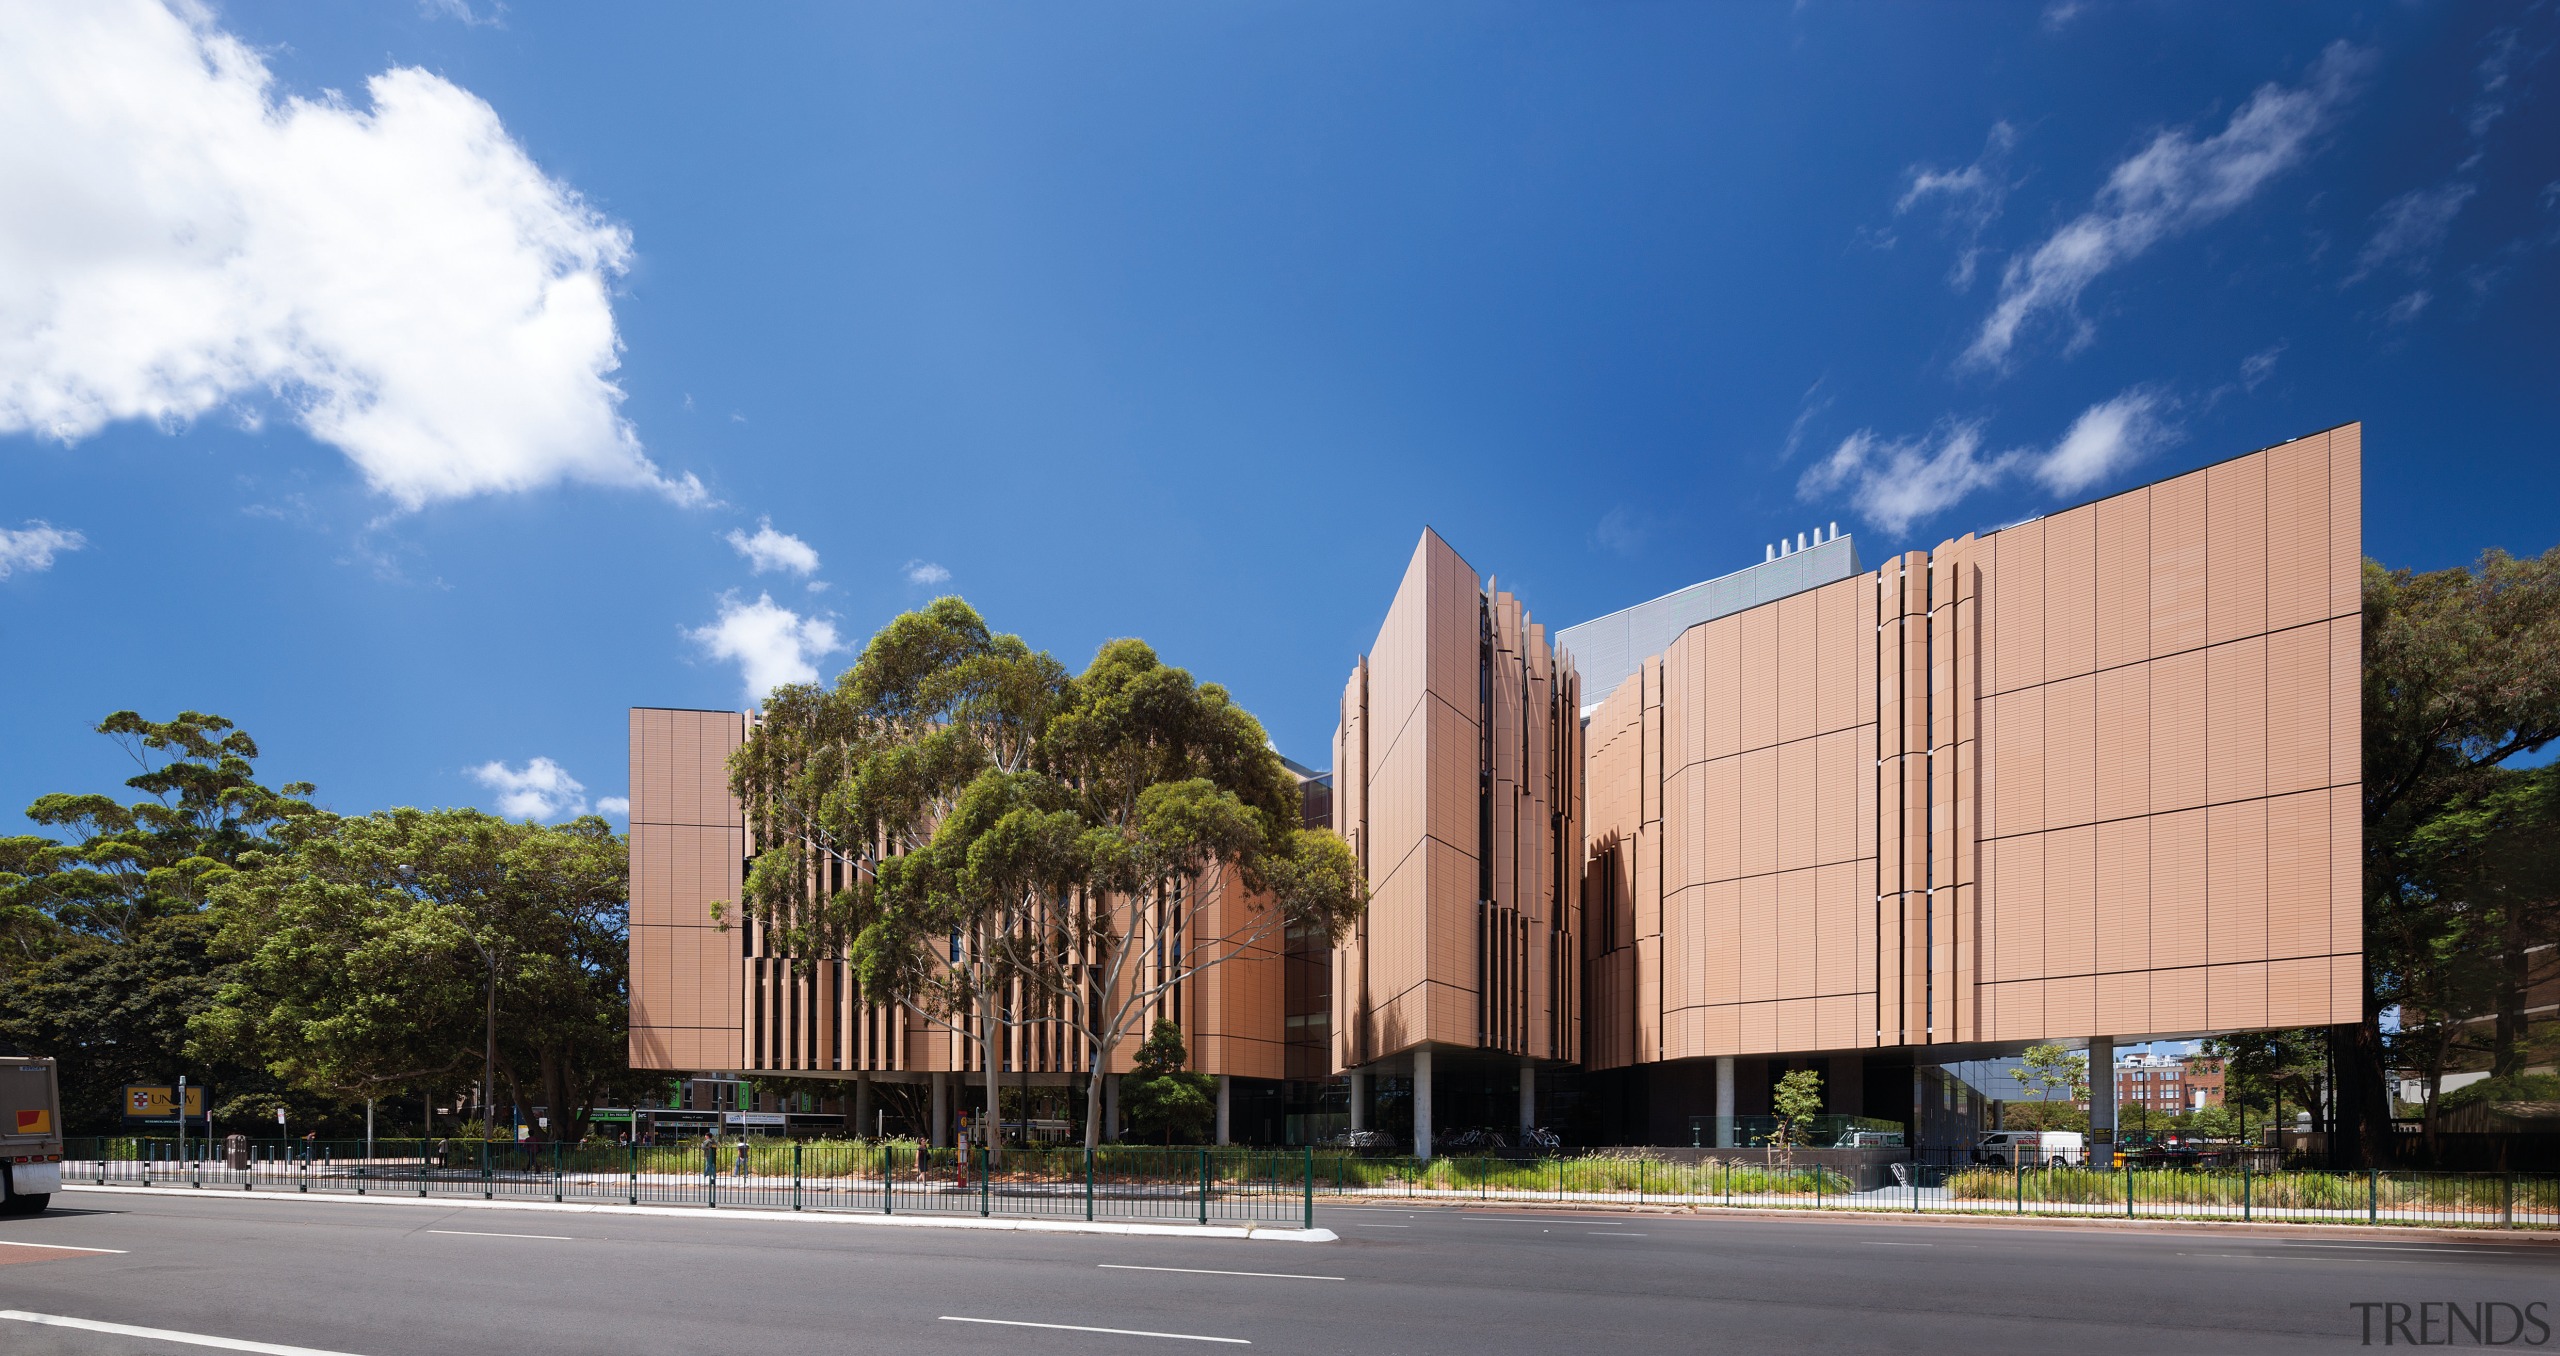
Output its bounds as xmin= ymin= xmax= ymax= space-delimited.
xmin=3 ymin=1190 xmax=2555 ymax=1354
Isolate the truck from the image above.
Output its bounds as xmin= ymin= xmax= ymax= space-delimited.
xmin=1971 ymin=1129 xmax=2084 ymax=1168
xmin=1 ymin=1052 xmax=65 ymax=1215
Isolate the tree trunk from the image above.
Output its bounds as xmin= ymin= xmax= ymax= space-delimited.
xmin=978 ymin=993 xmax=1002 ymax=1167
xmin=2341 ymin=1004 xmax=2398 ymax=1169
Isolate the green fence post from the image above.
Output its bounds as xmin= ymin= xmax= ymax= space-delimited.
xmin=1638 ymin=1156 xmax=1646 ymax=1206
xmin=2368 ymin=1168 xmax=2378 ymax=1225
xmin=1085 ymin=1148 xmax=1095 ymax=1222
xmin=553 ymin=1142 xmax=563 ymax=1203
xmin=980 ymin=1146 xmax=991 ymax=1218
xmin=2124 ymin=1166 xmax=2134 ymax=1219
xmin=1304 ymin=1146 xmax=1314 ymax=1231
xmin=2503 ymin=1172 xmax=2515 ymax=1229
xmin=628 ymin=1143 xmax=638 ymax=1206
xmin=2242 ymin=1162 xmax=2252 ymax=1222
xmin=1198 ymin=1148 xmax=1209 ymax=1226
xmin=2014 ymin=1165 xmax=2022 ymax=1215
xmin=792 ymin=1141 xmax=803 ymax=1212
xmin=481 ymin=1139 xmax=492 ymax=1200
xmin=882 ymin=1145 xmax=893 ymax=1216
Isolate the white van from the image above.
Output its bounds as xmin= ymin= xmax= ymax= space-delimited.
xmin=1972 ymin=1130 xmax=2082 ymax=1167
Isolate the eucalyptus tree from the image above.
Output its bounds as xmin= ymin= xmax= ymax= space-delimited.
xmin=1020 ymin=638 xmax=1365 ymax=1150
xmin=727 ymin=599 xmax=1067 ymax=1159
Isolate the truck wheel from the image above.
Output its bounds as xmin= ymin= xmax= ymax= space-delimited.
xmin=0 ymin=1173 xmax=43 ymax=1215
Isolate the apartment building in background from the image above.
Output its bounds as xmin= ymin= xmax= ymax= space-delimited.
xmin=630 ymin=422 xmax=2365 ymax=1155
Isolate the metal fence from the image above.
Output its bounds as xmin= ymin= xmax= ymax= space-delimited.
xmin=63 ymin=1140 xmax=2559 ymax=1232
xmin=63 ymin=1139 xmax=1317 ymax=1228
xmin=1304 ymin=1154 xmax=2560 ymax=1229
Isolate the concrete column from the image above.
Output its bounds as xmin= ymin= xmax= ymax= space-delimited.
xmin=1103 ymin=1073 xmax=1121 ymax=1143
xmin=1348 ymin=1072 xmax=1368 ymax=1132
xmin=1715 ymin=1057 xmax=1736 ymax=1147
xmin=1215 ymin=1076 xmax=1232 ymax=1146
xmin=853 ymin=1071 xmax=874 ymax=1140
xmin=2087 ymin=1037 xmax=2116 ymax=1167
xmin=1414 ymin=1047 xmax=1435 ymax=1162
xmin=930 ymin=1072 xmax=949 ymax=1147
xmin=1518 ymin=1062 xmax=1537 ymax=1138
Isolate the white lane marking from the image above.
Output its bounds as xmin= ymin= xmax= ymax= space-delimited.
xmin=941 ymin=1316 xmax=1247 ymax=1344
xmin=1860 ymin=1241 xmax=1934 ymax=1247
xmin=424 ymin=1229 xmax=573 ymax=1241
xmin=2278 ymin=1243 xmax=2524 ymax=1255
xmin=1586 ymin=1231 xmax=1649 ymax=1237
xmin=1355 ymin=1223 xmax=1411 ymax=1228
xmin=0 ymin=1310 xmax=366 ymax=1355
xmin=1100 ymin=1264 xmax=1344 ymax=1281
xmin=0 ymin=1239 xmax=128 ymax=1253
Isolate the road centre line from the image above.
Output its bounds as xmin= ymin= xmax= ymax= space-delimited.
xmin=1100 ymin=1264 xmax=1343 ymax=1281
xmin=1355 ymin=1223 xmax=1411 ymax=1228
xmin=2278 ymin=1243 xmax=2526 ymax=1255
xmin=1586 ymin=1232 xmax=1649 ymax=1237
xmin=1 ymin=1309 xmax=366 ymax=1356
xmin=1860 ymin=1241 xmax=1934 ymax=1247
xmin=941 ymin=1316 xmax=1247 ymax=1344
xmin=425 ymin=1229 xmax=573 ymax=1241
xmin=0 ymin=1238 xmax=128 ymax=1253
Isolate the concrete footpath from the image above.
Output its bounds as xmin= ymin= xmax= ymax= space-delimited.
xmin=61 ymin=1182 xmax=1339 ymax=1242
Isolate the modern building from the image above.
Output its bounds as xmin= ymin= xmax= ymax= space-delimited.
xmin=629 ymin=422 xmax=2365 ymax=1157
xmin=2113 ymin=1052 xmax=2222 ymax=1115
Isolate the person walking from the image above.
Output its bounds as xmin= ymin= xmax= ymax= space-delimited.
xmin=734 ymin=1135 xmax=751 ymax=1179
xmin=699 ymin=1131 xmax=717 ymax=1178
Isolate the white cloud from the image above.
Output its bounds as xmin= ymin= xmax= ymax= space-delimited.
xmin=420 ymin=0 xmax=505 ymax=27
xmin=470 ymin=756 xmax=589 ymax=820
xmin=1593 ymin=506 xmax=1647 ymax=557
xmin=2239 ymin=343 xmax=2285 ymax=391
xmin=1899 ymin=123 xmax=2017 ymax=290
xmin=1799 ymin=422 xmax=2018 ymax=536
xmin=0 ymin=521 xmax=86 ymax=579
xmin=0 ymin=1 xmax=702 ymax=510
xmin=726 ymin=518 xmax=820 ymax=576
xmin=1800 ymin=388 xmax=2179 ymax=532
xmin=2350 ymin=183 xmax=2476 ymax=283
xmin=2030 ymin=388 xmax=2175 ymax=495
xmin=1966 ymin=42 xmax=2369 ymax=370
xmin=903 ymin=560 xmax=952 ymax=586
xmin=2383 ymin=289 xmax=2433 ymax=324
xmin=687 ymin=591 xmax=844 ymax=703
xmin=2041 ymin=1 xmax=2090 ymax=33
xmin=596 ymin=795 xmax=630 ymax=817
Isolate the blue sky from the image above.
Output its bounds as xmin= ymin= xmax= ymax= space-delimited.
xmin=3 ymin=1 xmax=2555 ymax=829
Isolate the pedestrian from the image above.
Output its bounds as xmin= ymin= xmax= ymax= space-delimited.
xmin=734 ymin=1135 xmax=750 ymax=1178
xmin=699 ymin=1131 xmax=716 ymax=1178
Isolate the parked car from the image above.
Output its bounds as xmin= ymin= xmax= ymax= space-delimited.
xmin=1971 ymin=1130 xmax=2082 ymax=1168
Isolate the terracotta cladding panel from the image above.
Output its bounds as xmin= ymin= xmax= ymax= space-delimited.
xmin=1700 ymin=619 xmax=1744 ymax=762
xmin=1776 ymin=590 xmax=1819 ymax=742
xmin=1776 ymin=739 xmax=1817 ymax=872
xmin=2044 ymin=674 xmax=2097 ymax=831
xmin=1426 ymin=540 xmax=1480 ymax=721
xmin=2093 ymin=665 xmax=2149 ymax=823
xmin=1738 ymin=607 xmax=1780 ymax=752
xmin=1701 ymin=756 xmax=1742 ymax=884
xmin=2207 ymin=453 xmax=2270 ymax=646
xmin=2000 ymin=685 xmax=2045 ymax=839
xmin=1856 ymin=725 xmax=1879 ymax=863
xmin=1698 ymin=879 xmax=1742 ymax=1006
xmin=2044 ymin=505 xmax=2099 ymax=683
xmin=2206 ymin=636 xmax=2270 ymax=805
xmin=2283 ymin=782 xmax=2344 ymax=961
xmin=1774 ymin=868 xmax=1817 ymax=999
xmin=2095 ymin=817 xmax=2150 ymax=975
xmin=2095 ymin=969 xmax=2148 ymax=1036
xmin=1995 ymin=834 xmax=2042 ymax=983
xmin=1816 ymin=581 xmax=1859 ymax=734
xmin=2209 ymin=962 xmax=2269 ymax=1031
xmin=1737 ymin=874 xmax=1778 ymax=1003
xmin=1992 ymin=519 xmax=2046 ymax=695
xmin=2267 ymin=956 xmax=2330 ymax=1029
xmin=1815 ymin=860 xmax=1860 ymax=997
xmin=2266 ymin=624 xmax=2330 ymax=797
xmin=2152 ymin=965 xmax=2207 ymax=1032
xmin=2046 ymin=975 xmax=2095 ymax=1037
xmin=2331 ymin=785 xmax=2363 ymax=957
xmin=2330 ymin=427 xmax=2363 ymax=618
xmin=2331 ymin=952 xmax=2365 ymax=1026
xmin=2045 ymin=824 xmax=2097 ymax=978
xmin=1423 ymin=696 xmax=1481 ymax=861
xmin=2151 ymin=473 xmax=2210 ymax=658
xmin=2095 ymin=490 xmax=2152 ymax=671
xmin=1815 ymin=729 xmax=1858 ymax=866
xmin=2330 ymin=616 xmax=2362 ymax=791
xmin=2206 ymin=799 xmax=2269 ymax=966
xmin=1668 ymin=630 xmax=1703 ymax=772
xmin=2150 ymin=809 xmax=2208 ymax=970
xmin=1738 ymin=746 xmax=1779 ymax=879
xmin=2265 ymin=436 xmax=2331 ymax=631
xmin=2149 ymin=650 xmax=2208 ymax=815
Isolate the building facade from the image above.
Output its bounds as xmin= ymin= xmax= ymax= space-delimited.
xmin=630 ymin=423 xmax=2366 ymax=1156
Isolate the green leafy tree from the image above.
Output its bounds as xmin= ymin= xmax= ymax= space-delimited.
xmin=1119 ymin=1019 xmax=1215 ymax=1144
xmin=1765 ymin=1068 xmax=1822 ymax=1164
xmin=199 ymin=809 xmax=632 ymax=1142
xmin=2017 ymin=1043 xmax=2089 ymax=1110
xmin=2357 ymin=547 xmax=2560 ymax=1164
xmin=728 ymin=599 xmax=1067 ymax=1161
xmin=0 ymin=712 xmax=316 ymax=1132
